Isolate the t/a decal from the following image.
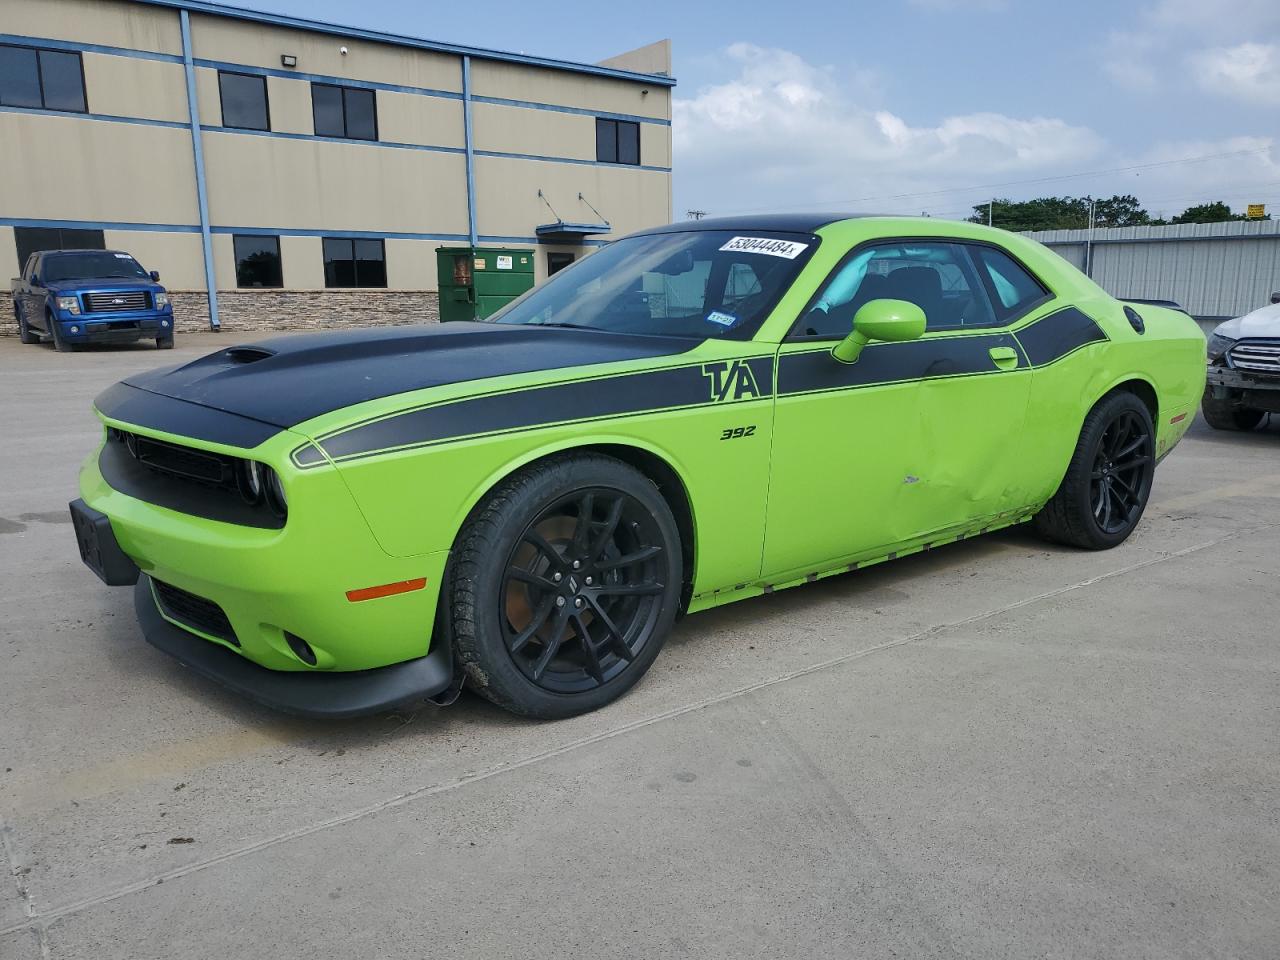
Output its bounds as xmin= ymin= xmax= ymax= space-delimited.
xmin=703 ymin=360 xmax=762 ymax=402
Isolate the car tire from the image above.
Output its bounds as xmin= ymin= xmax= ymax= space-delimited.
xmin=1033 ymin=391 xmax=1156 ymax=550
xmin=49 ymin=313 xmax=74 ymax=352
xmin=450 ymin=452 xmax=682 ymax=720
xmin=1200 ymin=390 xmax=1263 ymax=431
xmin=157 ymin=336 xmax=175 ymax=350
xmin=15 ymin=303 xmax=40 ymax=344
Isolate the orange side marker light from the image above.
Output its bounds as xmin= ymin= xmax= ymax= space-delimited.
xmin=1170 ymin=413 xmax=1187 ymax=424
xmin=345 ymin=578 xmax=428 ymax=603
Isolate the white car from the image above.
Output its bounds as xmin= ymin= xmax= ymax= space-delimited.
xmin=1203 ymin=301 xmax=1280 ymax=430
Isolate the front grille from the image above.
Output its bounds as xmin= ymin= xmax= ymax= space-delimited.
xmin=1229 ymin=339 xmax=1280 ymax=374
xmin=101 ymin=429 xmax=285 ymax=530
xmin=84 ymin=291 xmax=150 ymax=313
xmin=152 ymin=579 xmax=239 ymax=646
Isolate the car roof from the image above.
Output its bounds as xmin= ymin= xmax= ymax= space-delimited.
xmin=633 ymin=213 xmax=905 ymax=236
xmin=40 ymin=249 xmax=134 ymax=256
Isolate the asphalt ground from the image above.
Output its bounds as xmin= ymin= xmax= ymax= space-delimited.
xmin=2 ymin=332 xmax=1278 ymax=959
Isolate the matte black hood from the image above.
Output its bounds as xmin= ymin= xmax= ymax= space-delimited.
xmin=119 ymin=322 xmax=694 ymax=428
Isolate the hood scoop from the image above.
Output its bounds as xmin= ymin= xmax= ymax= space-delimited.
xmin=224 ymin=346 xmax=277 ymax=365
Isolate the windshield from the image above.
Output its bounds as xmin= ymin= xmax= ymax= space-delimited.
xmin=42 ymin=252 xmax=149 ymax=282
xmin=488 ymin=230 xmax=818 ymax=339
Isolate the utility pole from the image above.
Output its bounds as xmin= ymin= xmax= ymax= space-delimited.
xmin=1086 ymin=198 xmax=1096 ymax=277
xmin=686 ymin=209 xmax=707 ymax=221
xmin=988 ymin=199 xmax=994 ymax=227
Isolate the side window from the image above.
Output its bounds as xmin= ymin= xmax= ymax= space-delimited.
xmin=0 ymin=45 xmax=86 ymax=113
xmin=595 ymin=118 xmax=640 ymax=165
xmin=218 ymin=71 xmax=270 ymax=131
xmin=312 ymin=83 xmax=377 ymax=140
xmin=970 ymin=245 xmax=1050 ymax=321
xmin=233 ymin=235 xmax=283 ymax=288
xmin=797 ymin=241 xmax=997 ymax=338
xmin=14 ymin=226 xmax=104 ymax=268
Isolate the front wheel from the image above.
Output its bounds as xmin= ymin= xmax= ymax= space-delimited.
xmin=49 ymin=314 xmax=74 ymax=352
xmin=1033 ymin=391 xmax=1156 ymax=550
xmin=156 ymin=336 xmax=175 ymax=350
xmin=450 ymin=453 xmax=682 ymax=719
xmin=1200 ymin=391 xmax=1263 ymax=431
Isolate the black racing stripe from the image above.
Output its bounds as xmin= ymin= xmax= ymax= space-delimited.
xmin=778 ymin=332 xmax=1023 ymax=396
xmin=311 ymin=357 xmax=775 ymax=464
xmin=94 ymin=382 xmax=280 ymax=449
xmin=1015 ymin=307 xmax=1108 ymax=367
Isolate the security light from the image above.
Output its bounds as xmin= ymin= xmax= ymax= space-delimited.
xmin=280 ymin=54 xmax=297 ymax=68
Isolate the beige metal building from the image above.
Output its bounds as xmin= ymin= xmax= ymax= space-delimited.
xmin=0 ymin=0 xmax=674 ymax=333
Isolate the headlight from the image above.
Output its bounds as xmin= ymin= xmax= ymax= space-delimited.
xmin=238 ymin=460 xmax=264 ymax=502
xmin=154 ymin=291 xmax=170 ymax=309
xmin=1207 ymin=333 xmax=1236 ymax=362
xmin=264 ymin=468 xmax=288 ymax=519
xmin=56 ymin=296 xmax=80 ymax=315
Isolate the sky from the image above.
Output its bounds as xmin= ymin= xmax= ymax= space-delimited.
xmin=232 ymin=0 xmax=1280 ymax=223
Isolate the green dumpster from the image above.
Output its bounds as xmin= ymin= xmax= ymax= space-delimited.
xmin=436 ymin=247 xmax=535 ymax=322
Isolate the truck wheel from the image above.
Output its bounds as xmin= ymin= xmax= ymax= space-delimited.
xmin=1200 ymin=391 xmax=1263 ymax=431
xmin=450 ymin=453 xmax=682 ymax=720
xmin=48 ymin=313 xmax=74 ymax=353
xmin=156 ymin=336 xmax=175 ymax=350
xmin=1033 ymin=391 xmax=1156 ymax=550
xmin=15 ymin=303 xmax=39 ymax=344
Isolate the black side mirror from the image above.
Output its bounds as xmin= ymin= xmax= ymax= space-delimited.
xmin=30 ymin=274 xmax=41 ymax=286
xmin=150 ymin=270 xmax=161 ymax=282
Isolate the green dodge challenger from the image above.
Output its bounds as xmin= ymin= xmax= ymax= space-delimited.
xmin=70 ymin=215 xmax=1206 ymax=719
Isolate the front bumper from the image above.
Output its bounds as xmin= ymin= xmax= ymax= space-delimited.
xmin=1206 ymin=365 xmax=1280 ymax=391
xmin=56 ymin=311 xmax=173 ymax=343
xmin=133 ymin=576 xmax=453 ymax=718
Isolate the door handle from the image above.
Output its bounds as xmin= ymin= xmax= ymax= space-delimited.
xmin=989 ymin=346 xmax=1019 ymax=370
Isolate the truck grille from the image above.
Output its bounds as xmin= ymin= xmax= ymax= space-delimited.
xmin=1228 ymin=339 xmax=1280 ymax=375
xmin=84 ymin=291 xmax=150 ymax=313
xmin=152 ymin=579 xmax=239 ymax=646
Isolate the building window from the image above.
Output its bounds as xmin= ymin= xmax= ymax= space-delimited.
xmin=311 ymin=83 xmax=377 ymax=140
xmin=233 ymin=235 xmax=283 ymax=288
xmin=323 ymin=237 xmax=387 ymax=288
xmin=0 ymin=44 xmax=87 ymax=113
xmin=595 ymin=118 xmax=639 ymax=165
xmin=547 ymin=252 xmax=575 ymax=276
xmin=14 ymin=227 xmax=104 ymax=268
xmin=218 ymin=70 xmax=270 ymax=131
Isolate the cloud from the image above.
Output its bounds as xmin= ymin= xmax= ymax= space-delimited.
xmin=1190 ymin=42 xmax=1280 ymax=104
xmin=672 ymin=44 xmax=1104 ymax=215
xmin=1149 ymin=0 xmax=1280 ymax=35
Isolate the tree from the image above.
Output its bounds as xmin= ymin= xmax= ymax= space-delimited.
xmin=967 ymin=194 xmax=1154 ymax=232
xmin=1171 ymin=201 xmax=1245 ymax=224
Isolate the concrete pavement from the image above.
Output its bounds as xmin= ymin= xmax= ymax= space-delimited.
xmin=2 ymin=332 xmax=1278 ymax=958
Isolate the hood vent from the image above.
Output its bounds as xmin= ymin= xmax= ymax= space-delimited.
xmin=224 ymin=346 xmax=277 ymax=365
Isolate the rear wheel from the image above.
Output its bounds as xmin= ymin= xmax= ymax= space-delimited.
xmin=1033 ymin=391 xmax=1156 ymax=550
xmin=450 ymin=453 xmax=682 ymax=719
xmin=15 ymin=303 xmax=39 ymax=344
xmin=1201 ymin=390 xmax=1263 ymax=431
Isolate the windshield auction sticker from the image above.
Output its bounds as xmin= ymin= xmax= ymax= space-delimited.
xmin=719 ymin=236 xmax=809 ymax=259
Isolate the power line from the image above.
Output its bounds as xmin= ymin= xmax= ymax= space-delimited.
xmin=729 ymin=147 xmax=1274 ymax=214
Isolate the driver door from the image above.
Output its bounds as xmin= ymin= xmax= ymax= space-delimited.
xmin=761 ymin=240 xmax=1034 ymax=579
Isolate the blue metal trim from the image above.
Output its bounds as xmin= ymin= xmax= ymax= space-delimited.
xmin=536 ymin=222 xmax=611 ymax=236
xmin=0 ymin=32 xmax=183 ymax=63
xmin=200 ymin=125 xmax=466 ymax=155
xmin=476 ymin=150 xmax=671 ymax=173
xmin=0 ymin=104 xmax=190 ymax=129
xmin=0 ymin=217 xmax=200 ymax=233
xmin=180 ymin=10 xmax=219 ymax=330
xmin=133 ymin=0 xmax=676 ymax=87
xmin=462 ymin=57 xmax=479 ymax=248
xmin=196 ymin=124 xmax=669 ymax=171
xmin=211 ymin=226 xmax=472 ymax=242
xmin=472 ymin=95 xmax=670 ymax=126
xmin=192 ymin=58 xmax=463 ymax=99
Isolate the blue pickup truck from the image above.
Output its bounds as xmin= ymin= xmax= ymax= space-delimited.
xmin=11 ymin=249 xmax=175 ymax=351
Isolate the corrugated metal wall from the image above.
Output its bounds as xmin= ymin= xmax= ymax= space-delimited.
xmin=1023 ymin=220 xmax=1280 ymax=320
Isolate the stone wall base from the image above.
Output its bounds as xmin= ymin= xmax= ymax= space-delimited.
xmin=2 ymin=289 xmax=442 ymax=337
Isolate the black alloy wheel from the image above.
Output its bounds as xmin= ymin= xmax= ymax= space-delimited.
xmin=1089 ymin=409 xmax=1154 ymax=535
xmin=501 ymin=488 xmax=666 ymax=694
xmin=450 ymin=453 xmax=682 ymax=719
xmin=1033 ymin=390 xmax=1156 ymax=550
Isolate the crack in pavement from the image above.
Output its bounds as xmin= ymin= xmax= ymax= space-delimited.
xmin=0 ymin=523 xmax=1266 ymax=940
